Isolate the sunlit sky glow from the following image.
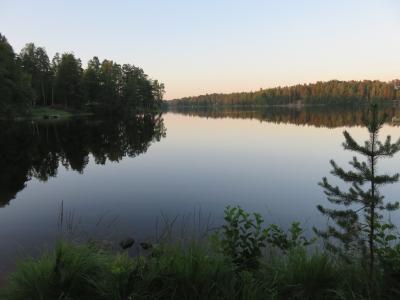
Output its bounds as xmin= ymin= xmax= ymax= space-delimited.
xmin=1 ymin=0 xmax=399 ymax=99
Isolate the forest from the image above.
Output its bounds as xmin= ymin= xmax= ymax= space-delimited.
xmin=0 ymin=33 xmax=165 ymax=118
xmin=169 ymin=79 xmax=400 ymax=107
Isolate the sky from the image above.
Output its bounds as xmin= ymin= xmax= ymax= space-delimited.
xmin=0 ymin=0 xmax=399 ymax=99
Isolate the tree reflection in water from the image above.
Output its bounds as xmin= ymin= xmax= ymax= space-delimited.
xmin=0 ymin=114 xmax=166 ymax=206
xmin=169 ymin=105 xmax=400 ymax=128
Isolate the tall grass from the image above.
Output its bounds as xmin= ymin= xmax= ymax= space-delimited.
xmin=1 ymin=240 xmax=388 ymax=300
xmin=2 ymin=241 xmax=109 ymax=300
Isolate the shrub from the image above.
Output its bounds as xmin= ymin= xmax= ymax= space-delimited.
xmin=265 ymin=222 xmax=315 ymax=253
xmin=216 ymin=206 xmax=267 ymax=271
xmin=214 ymin=206 xmax=314 ymax=271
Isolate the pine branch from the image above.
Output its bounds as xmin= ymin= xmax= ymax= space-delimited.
xmin=352 ymin=183 xmax=375 ymax=204
xmin=384 ymin=202 xmax=400 ymax=211
xmin=319 ymin=177 xmax=360 ymax=205
xmin=330 ymin=160 xmax=365 ymax=184
xmin=316 ymin=205 xmax=359 ymax=224
xmin=342 ymin=131 xmax=372 ymax=156
xmin=349 ymin=156 xmax=368 ymax=173
xmin=377 ymin=136 xmax=400 ymax=157
xmin=374 ymin=173 xmax=400 ymax=185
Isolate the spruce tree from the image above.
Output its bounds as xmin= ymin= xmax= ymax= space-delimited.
xmin=316 ymin=104 xmax=400 ymax=278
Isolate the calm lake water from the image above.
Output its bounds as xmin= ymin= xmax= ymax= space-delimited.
xmin=1 ymin=106 xmax=400 ymax=279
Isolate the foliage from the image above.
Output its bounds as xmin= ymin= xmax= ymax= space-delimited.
xmin=214 ymin=206 xmax=314 ymax=271
xmin=265 ymin=222 xmax=315 ymax=254
xmin=169 ymin=79 xmax=400 ymax=106
xmin=53 ymin=53 xmax=83 ymax=108
xmin=216 ymin=206 xmax=267 ymax=270
xmin=0 ymin=33 xmax=33 ymax=117
xmin=19 ymin=43 xmax=52 ymax=106
xmin=375 ymin=223 xmax=400 ymax=297
xmin=0 ymin=33 xmax=165 ymax=118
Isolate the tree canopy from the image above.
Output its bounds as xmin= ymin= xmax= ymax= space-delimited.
xmin=169 ymin=80 xmax=400 ymax=107
xmin=0 ymin=34 xmax=33 ymax=117
xmin=0 ymin=33 xmax=165 ymax=118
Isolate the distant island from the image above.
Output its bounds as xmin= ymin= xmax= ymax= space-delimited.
xmin=0 ymin=33 xmax=165 ymax=119
xmin=168 ymin=80 xmax=400 ymax=107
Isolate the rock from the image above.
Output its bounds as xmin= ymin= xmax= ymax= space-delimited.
xmin=119 ymin=237 xmax=135 ymax=249
xmin=140 ymin=242 xmax=153 ymax=250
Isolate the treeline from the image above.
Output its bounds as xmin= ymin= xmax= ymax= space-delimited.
xmin=170 ymin=80 xmax=400 ymax=107
xmin=0 ymin=33 xmax=164 ymax=117
xmin=0 ymin=114 xmax=166 ymax=206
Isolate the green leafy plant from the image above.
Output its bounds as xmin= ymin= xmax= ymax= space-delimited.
xmin=217 ymin=206 xmax=267 ymax=270
xmin=374 ymin=222 xmax=397 ymax=253
xmin=265 ymin=222 xmax=315 ymax=253
xmin=216 ymin=206 xmax=314 ymax=271
xmin=374 ymin=223 xmax=400 ymax=297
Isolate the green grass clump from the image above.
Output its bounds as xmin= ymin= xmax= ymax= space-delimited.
xmin=0 ymin=240 xmax=372 ymax=300
xmin=2 ymin=241 xmax=109 ymax=300
xmin=30 ymin=106 xmax=92 ymax=120
xmin=31 ymin=107 xmax=73 ymax=119
xmin=266 ymin=249 xmax=340 ymax=299
xmin=91 ymin=242 xmax=277 ymax=300
xmin=1 ymin=241 xmax=268 ymax=300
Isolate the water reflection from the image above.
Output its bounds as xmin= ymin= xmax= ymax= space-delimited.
xmin=169 ymin=105 xmax=400 ymax=128
xmin=0 ymin=114 xmax=166 ymax=206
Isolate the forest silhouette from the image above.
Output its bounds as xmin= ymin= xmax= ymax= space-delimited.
xmin=0 ymin=114 xmax=166 ymax=206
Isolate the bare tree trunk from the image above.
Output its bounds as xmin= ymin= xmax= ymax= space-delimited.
xmin=41 ymin=82 xmax=46 ymax=106
xmin=369 ymin=131 xmax=376 ymax=290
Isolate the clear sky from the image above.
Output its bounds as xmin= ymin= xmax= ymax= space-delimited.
xmin=0 ymin=0 xmax=399 ymax=99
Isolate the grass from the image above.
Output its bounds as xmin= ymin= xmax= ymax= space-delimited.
xmin=30 ymin=106 xmax=92 ymax=120
xmin=1 ymin=242 xmax=107 ymax=300
xmin=0 ymin=240 xmax=392 ymax=300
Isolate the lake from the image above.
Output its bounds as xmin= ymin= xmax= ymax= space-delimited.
xmin=1 ymin=106 xmax=400 ymax=280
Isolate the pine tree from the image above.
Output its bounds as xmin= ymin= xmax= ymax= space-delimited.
xmin=316 ymin=104 xmax=400 ymax=279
